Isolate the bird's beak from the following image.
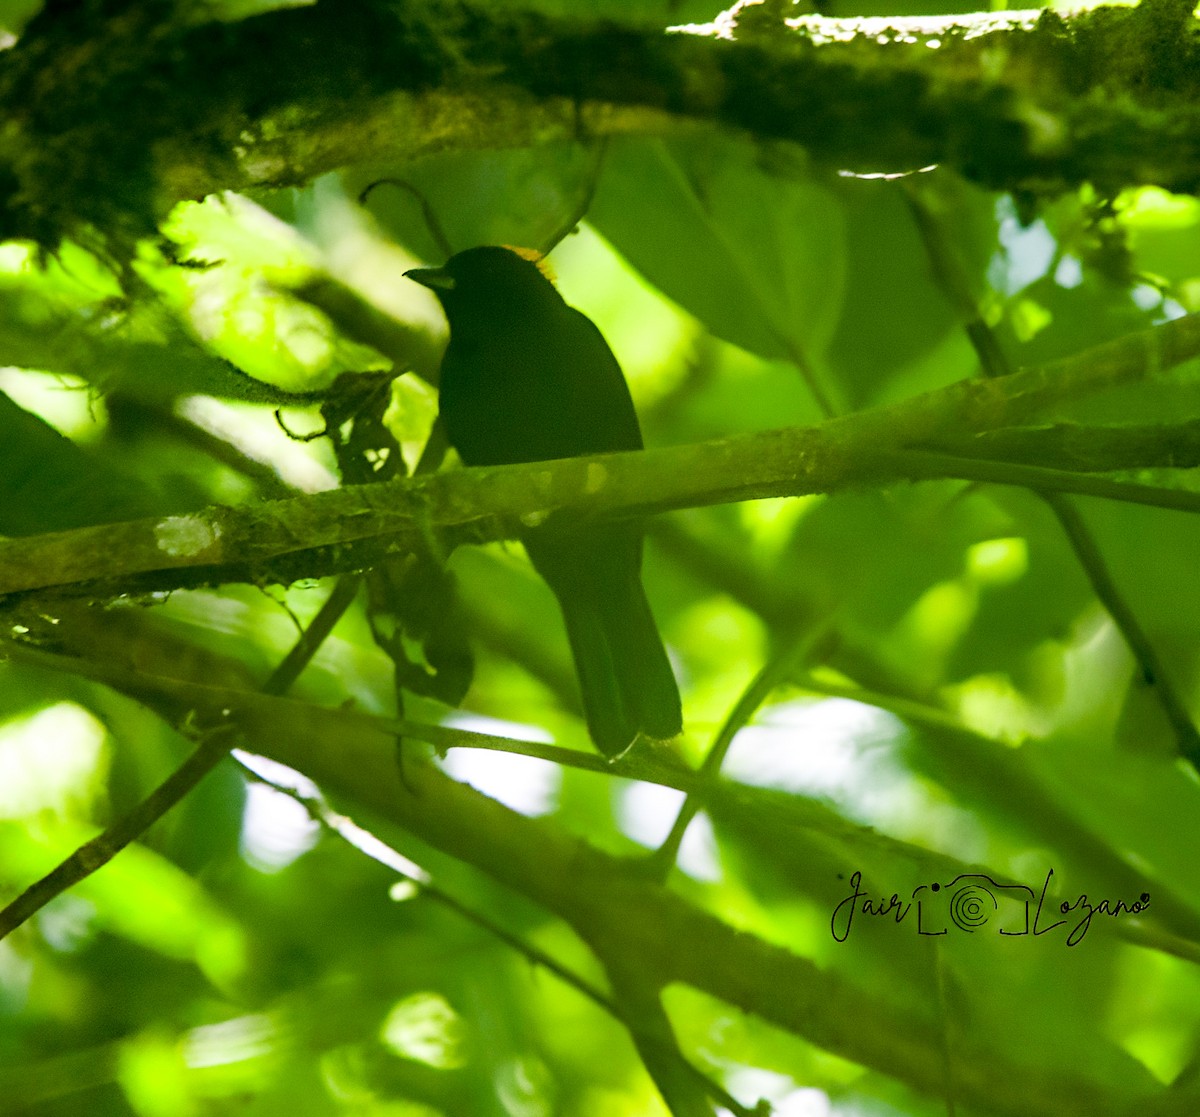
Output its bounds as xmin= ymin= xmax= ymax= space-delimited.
xmin=404 ymin=266 xmax=455 ymax=291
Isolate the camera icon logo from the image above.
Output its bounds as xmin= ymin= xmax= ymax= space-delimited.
xmin=914 ymin=874 xmax=1036 ymax=936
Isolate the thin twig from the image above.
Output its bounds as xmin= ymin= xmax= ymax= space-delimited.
xmin=890 ymin=448 xmax=1200 ymax=514
xmin=358 ymin=178 xmax=454 ymax=260
xmin=1042 ymin=491 xmax=1200 ymax=766
xmin=0 ymin=575 xmax=361 ymax=942
xmin=902 ymin=179 xmax=1200 ymax=771
xmin=0 ymin=721 xmax=239 ymax=940
xmin=648 ymin=624 xmax=827 ymax=880
xmin=264 ymin=575 xmax=362 ymax=696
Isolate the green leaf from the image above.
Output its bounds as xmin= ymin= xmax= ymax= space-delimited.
xmin=589 ymin=134 xmax=846 ymax=366
xmin=346 ymin=145 xmax=600 ymax=262
xmin=0 ymin=391 xmax=153 ymax=533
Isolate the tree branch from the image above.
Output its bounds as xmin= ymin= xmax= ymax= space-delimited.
xmin=5 ymin=0 xmax=1200 ymax=252
xmin=4 ymin=310 xmax=1200 ymax=603
xmin=0 ymin=576 xmax=361 ymax=942
xmin=0 ymin=655 xmax=1162 ymax=1117
xmin=903 ymin=178 xmax=1200 ymax=766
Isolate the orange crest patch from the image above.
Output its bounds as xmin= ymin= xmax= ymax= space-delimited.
xmin=502 ymin=244 xmax=556 ymax=284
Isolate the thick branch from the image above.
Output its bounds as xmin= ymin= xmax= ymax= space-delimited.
xmin=0 ymin=655 xmax=1164 ymax=1117
xmin=4 ymin=0 xmax=1200 ymax=251
xmin=3 ymin=312 xmax=1200 ymax=602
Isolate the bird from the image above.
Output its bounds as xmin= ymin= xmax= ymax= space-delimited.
xmin=405 ymin=245 xmax=682 ymax=757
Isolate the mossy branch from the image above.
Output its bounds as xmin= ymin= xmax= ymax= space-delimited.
xmin=0 ymin=649 xmax=1169 ymax=1117
xmin=3 ymin=310 xmax=1200 ymax=603
xmin=4 ymin=0 xmax=1200 ymax=253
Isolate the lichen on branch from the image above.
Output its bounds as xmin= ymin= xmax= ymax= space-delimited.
xmin=2 ymin=0 xmax=1199 ymax=257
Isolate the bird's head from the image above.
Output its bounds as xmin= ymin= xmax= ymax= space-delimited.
xmin=405 ymin=246 xmax=559 ymax=332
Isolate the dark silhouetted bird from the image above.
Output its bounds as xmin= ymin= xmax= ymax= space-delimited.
xmin=406 ymin=246 xmax=682 ymax=756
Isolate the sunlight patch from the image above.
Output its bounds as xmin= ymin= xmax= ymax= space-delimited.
xmin=0 ymin=703 xmax=108 ymax=819
xmin=617 ymin=782 xmax=722 ymax=882
xmin=441 ymin=714 xmax=560 ymax=816
xmin=381 ymin=993 xmax=466 ymax=1069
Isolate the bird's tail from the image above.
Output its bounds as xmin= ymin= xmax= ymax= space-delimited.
xmin=560 ymin=581 xmax=682 ymax=758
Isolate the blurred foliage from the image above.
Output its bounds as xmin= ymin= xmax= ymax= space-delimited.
xmin=3 ymin=3 xmax=1200 ymax=1117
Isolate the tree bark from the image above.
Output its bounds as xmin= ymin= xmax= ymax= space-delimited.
xmin=3 ymin=0 xmax=1198 ymax=255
